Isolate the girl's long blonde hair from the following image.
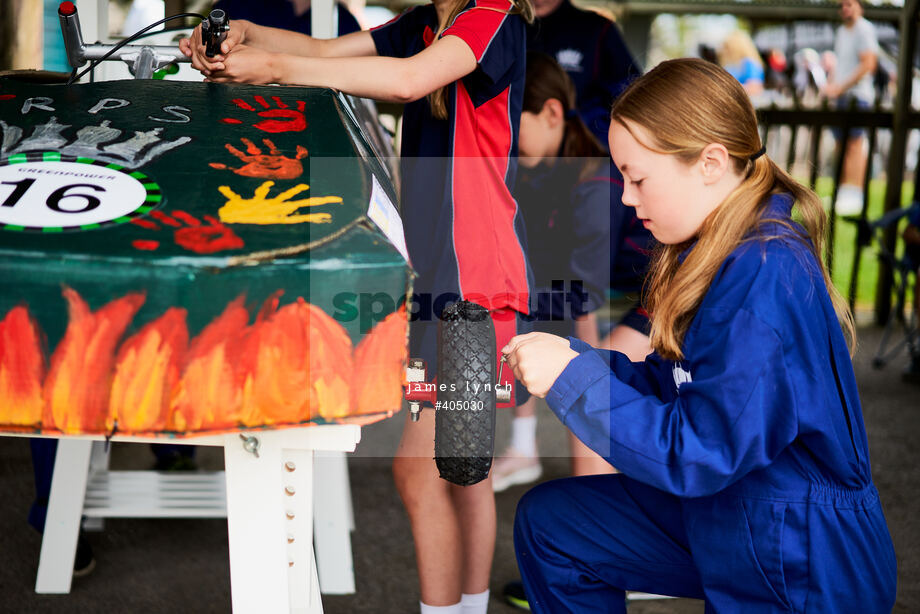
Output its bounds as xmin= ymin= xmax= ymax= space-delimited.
xmin=610 ymin=58 xmax=855 ymax=360
xmin=428 ymin=0 xmax=535 ymax=119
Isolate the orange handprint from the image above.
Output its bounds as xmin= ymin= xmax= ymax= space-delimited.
xmin=209 ymin=138 xmax=308 ymax=180
xmin=220 ymin=96 xmax=307 ymax=133
xmin=131 ymin=210 xmax=244 ymax=254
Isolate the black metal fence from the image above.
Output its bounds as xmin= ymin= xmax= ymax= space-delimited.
xmin=757 ymin=102 xmax=920 ymax=319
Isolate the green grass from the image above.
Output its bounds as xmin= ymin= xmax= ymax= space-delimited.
xmin=811 ymin=177 xmax=914 ymax=317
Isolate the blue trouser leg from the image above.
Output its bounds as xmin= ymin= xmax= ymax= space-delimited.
xmin=29 ymin=438 xmax=58 ymax=533
xmin=514 ymin=474 xmax=705 ymax=614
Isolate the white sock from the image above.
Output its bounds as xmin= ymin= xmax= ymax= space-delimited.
xmin=510 ymin=415 xmax=537 ymax=456
xmin=420 ymin=601 xmax=462 ymax=614
xmin=835 ymin=185 xmax=864 ymax=215
xmin=461 ymin=589 xmax=490 ymax=614
xmin=840 ymin=184 xmax=862 ymax=197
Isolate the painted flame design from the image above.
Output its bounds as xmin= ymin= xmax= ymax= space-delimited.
xmin=352 ymin=306 xmax=408 ymax=416
xmin=43 ymin=289 xmax=145 ymax=434
xmin=0 ymin=306 xmax=46 ymax=427
xmin=172 ymin=296 xmax=249 ymax=431
xmin=0 ymin=289 xmax=407 ymax=435
xmin=109 ymin=308 xmax=189 ymax=432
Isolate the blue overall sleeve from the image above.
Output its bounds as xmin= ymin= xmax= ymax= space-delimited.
xmin=566 ymin=336 xmax=668 ymax=398
xmin=546 ymin=259 xmax=801 ymax=497
xmin=548 ymin=309 xmax=798 ymax=496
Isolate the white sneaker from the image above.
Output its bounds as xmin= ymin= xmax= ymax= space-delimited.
xmin=491 ymin=447 xmax=542 ymax=492
xmin=835 ymin=185 xmax=864 ymax=216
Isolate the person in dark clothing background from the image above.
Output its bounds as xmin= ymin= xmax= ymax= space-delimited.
xmin=212 ymin=0 xmax=362 ymax=37
xmin=526 ymin=0 xmax=640 ymax=146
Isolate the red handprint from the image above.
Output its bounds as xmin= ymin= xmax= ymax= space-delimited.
xmin=209 ymin=137 xmax=308 ymax=179
xmin=220 ymin=96 xmax=307 ymax=133
xmin=131 ymin=210 xmax=244 ymax=254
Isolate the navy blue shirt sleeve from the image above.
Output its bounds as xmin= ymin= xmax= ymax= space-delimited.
xmin=336 ymin=4 xmax=361 ymax=35
xmin=443 ymin=0 xmax=522 ymax=86
xmin=370 ymin=6 xmax=423 ymax=58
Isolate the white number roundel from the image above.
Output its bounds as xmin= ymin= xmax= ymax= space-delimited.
xmin=0 ymin=152 xmax=161 ymax=232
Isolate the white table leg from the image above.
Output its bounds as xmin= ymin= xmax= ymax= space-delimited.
xmin=313 ymin=450 xmax=355 ymax=594
xmin=288 ymin=447 xmax=319 ymax=613
xmin=223 ymin=432 xmax=322 ymax=614
xmin=35 ymin=439 xmax=93 ymax=594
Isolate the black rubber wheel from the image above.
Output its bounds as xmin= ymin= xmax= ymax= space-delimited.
xmin=435 ymin=300 xmax=497 ymax=486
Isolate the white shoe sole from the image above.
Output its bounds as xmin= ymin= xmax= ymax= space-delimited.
xmin=492 ymin=463 xmax=542 ymax=492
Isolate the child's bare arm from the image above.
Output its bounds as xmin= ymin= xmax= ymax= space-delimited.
xmin=180 ymin=22 xmax=378 ymax=75
xmin=205 ymin=35 xmax=478 ymax=103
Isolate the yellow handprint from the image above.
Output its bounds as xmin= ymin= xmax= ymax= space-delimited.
xmin=218 ymin=181 xmax=343 ymax=225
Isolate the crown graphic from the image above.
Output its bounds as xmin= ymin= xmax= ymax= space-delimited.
xmin=0 ymin=117 xmax=191 ymax=169
xmin=555 ymin=49 xmax=584 ymax=72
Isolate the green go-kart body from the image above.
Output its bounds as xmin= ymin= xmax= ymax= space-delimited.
xmin=0 ymin=78 xmax=412 ymax=437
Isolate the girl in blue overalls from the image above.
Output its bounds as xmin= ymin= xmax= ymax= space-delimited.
xmin=182 ymin=3 xmax=534 ymax=612
xmin=502 ymin=58 xmax=897 ymax=612
xmin=493 ymin=52 xmax=653 ymax=491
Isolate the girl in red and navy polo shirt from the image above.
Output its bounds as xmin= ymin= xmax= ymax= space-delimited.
xmin=182 ymin=2 xmax=534 ymax=611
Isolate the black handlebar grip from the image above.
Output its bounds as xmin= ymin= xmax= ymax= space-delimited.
xmin=203 ymin=9 xmax=229 ymax=58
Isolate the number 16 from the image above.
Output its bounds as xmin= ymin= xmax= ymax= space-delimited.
xmin=1 ymin=179 xmax=105 ymax=213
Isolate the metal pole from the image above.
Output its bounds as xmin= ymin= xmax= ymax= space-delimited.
xmin=75 ymin=0 xmax=106 ymax=43
xmin=876 ymin=0 xmax=918 ymax=324
xmin=312 ymin=0 xmax=336 ymax=40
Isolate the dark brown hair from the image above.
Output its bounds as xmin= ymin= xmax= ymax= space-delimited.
xmin=523 ymin=51 xmax=605 ymax=178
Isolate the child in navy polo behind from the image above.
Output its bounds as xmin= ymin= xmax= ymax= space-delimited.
xmin=182 ymin=2 xmax=535 ymax=612
xmin=525 ymin=0 xmax=640 ymax=146
xmin=503 ymin=58 xmax=897 ymax=613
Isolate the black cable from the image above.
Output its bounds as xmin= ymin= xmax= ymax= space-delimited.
xmin=67 ymin=12 xmax=206 ymax=85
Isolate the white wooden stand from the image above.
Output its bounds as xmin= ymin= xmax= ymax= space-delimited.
xmin=19 ymin=426 xmax=360 ymax=613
